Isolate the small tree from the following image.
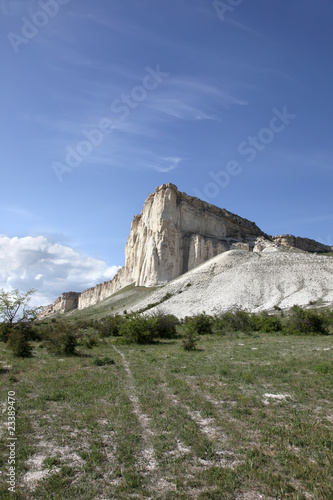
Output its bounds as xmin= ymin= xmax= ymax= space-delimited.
xmin=0 ymin=288 xmax=43 ymax=326
xmin=182 ymin=322 xmax=199 ymax=351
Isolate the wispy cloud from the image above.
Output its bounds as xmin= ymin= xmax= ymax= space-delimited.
xmin=141 ymin=154 xmax=183 ymax=173
xmin=148 ymin=77 xmax=248 ymax=122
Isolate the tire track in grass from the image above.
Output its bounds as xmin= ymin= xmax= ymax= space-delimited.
xmin=112 ymin=346 xmax=175 ymax=494
xmin=158 ymin=374 xmax=241 ymax=469
xmin=112 ymin=346 xmax=157 ymax=472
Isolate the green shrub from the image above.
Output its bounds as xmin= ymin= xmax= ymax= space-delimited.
xmin=250 ymin=312 xmax=282 ymax=333
xmin=7 ymin=329 xmax=33 ymax=357
xmin=81 ymin=335 xmax=98 ymax=349
xmin=0 ymin=322 xmax=12 ymax=342
xmin=283 ymin=306 xmax=328 ymax=336
xmin=259 ymin=314 xmax=282 ymax=333
xmin=321 ymin=309 xmax=333 ymax=332
xmin=42 ymin=320 xmax=78 ymax=355
xmin=216 ymin=310 xmax=252 ymax=334
xmin=97 ymin=315 xmax=125 ymax=337
xmin=150 ymin=313 xmax=179 ymax=339
xmin=15 ymin=321 xmax=40 ymax=341
xmin=137 ymin=292 xmax=174 ymax=313
xmin=1 ymin=320 xmax=39 ymax=343
xmin=75 ymin=319 xmax=96 ymax=329
xmin=182 ymin=327 xmax=199 ymax=351
xmin=161 ymin=292 xmax=173 ymax=302
xmin=92 ymin=357 xmax=115 ymax=366
xmin=185 ymin=313 xmax=213 ymax=335
xmin=118 ymin=314 xmax=157 ymax=344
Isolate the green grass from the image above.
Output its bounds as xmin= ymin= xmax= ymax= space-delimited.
xmin=67 ymin=284 xmax=158 ymax=321
xmin=0 ymin=332 xmax=332 ymax=499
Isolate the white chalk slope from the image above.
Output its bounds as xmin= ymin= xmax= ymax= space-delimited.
xmin=130 ymin=248 xmax=333 ymax=317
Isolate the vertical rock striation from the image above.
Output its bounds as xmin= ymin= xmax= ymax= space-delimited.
xmin=122 ymin=183 xmax=268 ymax=287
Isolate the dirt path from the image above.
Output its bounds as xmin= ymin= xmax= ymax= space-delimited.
xmin=112 ymin=346 xmax=175 ymax=495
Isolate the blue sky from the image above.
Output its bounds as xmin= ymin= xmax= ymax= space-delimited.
xmin=1 ymin=0 xmax=333 ymax=306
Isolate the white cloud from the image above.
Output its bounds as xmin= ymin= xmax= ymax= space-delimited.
xmin=0 ymin=236 xmax=121 ymax=307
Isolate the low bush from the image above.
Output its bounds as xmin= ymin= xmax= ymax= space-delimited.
xmin=15 ymin=321 xmax=41 ymax=341
xmin=216 ymin=310 xmax=252 ymax=334
xmin=182 ymin=320 xmax=199 ymax=351
xmin=97 ymin=315 xmax=125 ymax=337
xmin=118 ymin=314 xmax=157 ymax=344
xmin=150 ymin=313 xmax=179 ymax=339
xmin=250 ymin=312 xmax=282 ymax=333
xmin=7 ymin=329 xmax=33 ymax=357
xmin=42 ymin=320 xmax=78 ymax=355
xmin=1 ymin=320 xmax=39 ymax=343
xmin=0 ymin=322 xmax=13 ymax=342
xmin=80 ymin=335 xmax=98 ymax=349
xmin=283 ymin=306 xmax=328 ymax=336
xmin=75 ymin=319 xmax=96 ymax=329
xmin=184 ymin=313 xmax=213 ymax=335
xmin=182 ymin=331 xmax=198 ymax=351
xmin=321 ymin=309 xmax=333 ymax=332
xmin=92 ymin=357 xmax=115 ymax=366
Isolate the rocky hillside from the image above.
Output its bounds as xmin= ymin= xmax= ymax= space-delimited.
xmin=127 ymin=248 xmax=333 ymax=318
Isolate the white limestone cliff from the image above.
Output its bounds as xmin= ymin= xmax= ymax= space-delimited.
xmin=75 ymin=183 xmax=267 ymax=311
xmin=121 ymin=183 xmax=268 ymax=287
xmin=37 ymin=183 xmax=332 ymax=318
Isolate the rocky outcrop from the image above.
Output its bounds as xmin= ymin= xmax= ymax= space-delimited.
xmin=38 ymin=292 xmax=80 ymax=319
xmin=273 ymin=235 xmax=333 ymax=253
xmin=76 ymin=183 xmax=269 ymax=310
xmin=37 ymin=183 xmax=332 ymax=318
xmin=122 ymin=183 xmax=268 ymax=287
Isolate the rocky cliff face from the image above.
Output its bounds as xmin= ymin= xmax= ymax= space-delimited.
xmin=273 ymin=235 xmax=333 ymax=253
xmin=122 ymin=183 xmax=268 ymax=287
xmin=37 ymin=183 xmax=332 ymax=318
xmin=75 ymin=183 xmax=267 ymax=310
xmin=38 ymin=292 xmax=80 ymax=319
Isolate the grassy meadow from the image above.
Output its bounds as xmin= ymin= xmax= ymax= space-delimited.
xmin=0 ymin=317 xmax=333 ymax=500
